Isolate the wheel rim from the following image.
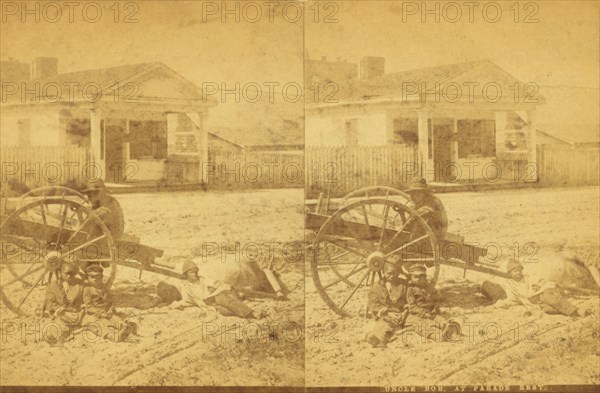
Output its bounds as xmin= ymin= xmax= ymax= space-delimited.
xmin=0 ymin=198 xmax=116 ymax=316
xmin=340 ymin=186 xmax=412 ymax=207
xmin=311 ymin=198 xmax=439 ymax=317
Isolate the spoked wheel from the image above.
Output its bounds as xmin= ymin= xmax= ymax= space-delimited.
xmin=0 ymin=197 xmax=116 ymax=316
xmin=340 ymin=186 xmax=412 ymax=207
xmin=311 ymin=198 xmax=439 ymax=317
xmin=330 ymin=187 xmax=414 ymax=286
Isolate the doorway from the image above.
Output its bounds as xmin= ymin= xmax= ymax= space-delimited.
xmin=433 ymin=122 xmax=456 ymax=182
xmin=104 ymin=120 xmax=126 ymax=183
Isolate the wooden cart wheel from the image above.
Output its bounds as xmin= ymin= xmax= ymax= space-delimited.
xmin=340 ymin=186 xmax=412 ymax=207
xmin=311 ymin=198 xmax=439 ymax=317
xmin=17 ymin=186 xmax=89 ymax=208
xmin=331 ymin=187 xmax=413 ymax=285
xmin=0 ymin=197 xmax=116 ymax=316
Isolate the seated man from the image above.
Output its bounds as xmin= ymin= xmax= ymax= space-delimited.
xmin=493 ymin=259 xmax=588 ymax=317
xmin=366 ymin=263 xmax=409 ymax=348
xmin=82 ymin=264 xmax=137 ymax=342
xmin=82 ymin=180 xmax=125 ymax=240
xmin=404 ymin=178 xmax=448 ymax=240
xmin=44 ymin=262 xmax=85 ymax=325
xmin=164 ymin=260 xmax=265 ymax=319
xmin=405 ymin=264 xmax=460 ymax=342
xmin=43 ymin=262 xmax=85 ymax=342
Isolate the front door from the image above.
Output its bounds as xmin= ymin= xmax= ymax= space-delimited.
xmin=433 ymin=123 xmax=455 ymax=182
xmin=104 ymin=122 xmax=125 ymax=183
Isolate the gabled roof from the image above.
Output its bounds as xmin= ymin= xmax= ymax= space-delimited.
xmin=538 ymin=124 xmax=600 ymax=144
xmin=4 ymin=62 xmax=216 ymax=105
xmin=208 ymin=132 xmax=244 ymax=149
xmin=336 ymin=59 xmax=545 ymax=105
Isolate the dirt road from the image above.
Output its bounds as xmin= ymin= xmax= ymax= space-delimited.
xmin=0 ymin=189 xmax=305 ymax=386
xmin=305 ymin=186 xmax=600 ymax=386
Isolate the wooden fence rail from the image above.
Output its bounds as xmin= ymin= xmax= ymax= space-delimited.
xmin=305 ymin=145 xmax=419 ymax=198
xmin=538 ymin=144 xmax=600 ymax=186
xmin=1 ymin=146 xmax=92 ymax=192
xmin=207 ymin=149 xmax=304 ymax=190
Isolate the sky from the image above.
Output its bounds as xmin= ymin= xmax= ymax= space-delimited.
xmin=1 ymin=0 xmax=598 ymax=131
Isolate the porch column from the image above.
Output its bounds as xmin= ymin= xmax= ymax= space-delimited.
xmin=527 ymin=109 xmax=537 ymax=182
xmin=186 ymin=112 xmax=208 ymax=184
xmin=417 ymin=109 xmax=430 ymax=180
xmin=166 ymin=113 xmax=179 ymax=156
xmin=494 ymin=111 xmax=507 ymax=153
xmin=90 ymin=109 xmax=104 ymax=180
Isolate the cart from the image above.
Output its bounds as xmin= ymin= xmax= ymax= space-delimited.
xmin=306 ymin=186 xmax=509 ymax=317
xmin=0 ymin=186 xmax=175 ymax=316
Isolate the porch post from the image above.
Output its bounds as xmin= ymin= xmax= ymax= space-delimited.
xmin=90 ymin=109 xmax=104 ymax=180
xmin=527 ymin=108 xmax=537 ymax=182
xmin=417 ymin=109 xmax=429 ymax=180
xmin=186 ymin=111 xmax=208 ymax=184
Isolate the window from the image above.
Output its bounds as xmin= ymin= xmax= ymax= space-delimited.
xmin=392 ymin=118 xmax=418 ymax=144
xmin=129 ymin=121 xmax=167 ymax=159
xmin=17 ymin=119 xmax=31 ymax=147
xmin=345 ymin=119 xmax=358 ymax=146
xmin=456 ymin=119 xmax=496 ymax=158
xmin=65 ymin=118 xmax=91 ymax=148
xmin=173 ymin=113 xmax=198 ymax=153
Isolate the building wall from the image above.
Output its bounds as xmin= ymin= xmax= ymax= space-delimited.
xmin=306 ymin=110 xmax=387 ymax=146
xmin=0 ymin=111 xmax=61 ymax=146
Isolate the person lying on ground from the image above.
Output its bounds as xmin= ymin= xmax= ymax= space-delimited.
xmin=366 ymin=263 xmax=409 ymax=348
xmin=405 ymin=263 xmax=460 ymax=342
xmin=81 ymin=263 xmax=137 ymax=343
xmin=492 ymin=258 xmax=589 ymax=317
xmin=159 ymin=259 xmax=265 ymax=319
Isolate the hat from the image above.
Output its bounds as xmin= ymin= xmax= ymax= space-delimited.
xmin=506 ymin=259 xmax=524 ymax=273
xmin=404 ymin=178 xmax=431 ymax=193
xmin=86 ymin=263 xmax=104 ymax=276
xmin=408 ymin=263 xmax=427 ymax=276
xmin=61 ymin=262 xmax=78 ymax=275
xmin=82 ymin=180 xmax=106 ymax=193
xmin=384 ymin=263 xmax=401 ymax=275
xmin=181 ymin=259 xmax=199 ymax=275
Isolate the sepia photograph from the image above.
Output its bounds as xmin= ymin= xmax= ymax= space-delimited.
xmin=1 ymin=0 xmax=304 ymax=388
xmin=304 ymin=0 xmax=599 ymax=390
xmin=0 ymin=0 xmax=599 ymax=392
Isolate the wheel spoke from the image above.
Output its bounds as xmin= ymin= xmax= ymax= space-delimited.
xmin=383 ymin=216 xmax=415 ymax=250
xmin=323 ymin=265 xmax=367 ymax=289
xmin=377 ymin=204 xmax=390 ymax=250
xmin=339 ymin=269 xmax=370 ymax=311
xmin=361 ymin=204 xmax=369 ymax=227
xmin=320 ymin=236 xmax=369 ymax=259
xmin=1 ymin=264 xmax=45 ymax=288
xmin=383 ymin=234 xmax=430 ymax=259
xmin=15 ymin=268 xmax=47 ymax=311
xmin=400 ymin=257 xmax=436 ymax=263
xmin=60 ymin=235 xmax=107 ymax=259
xmin=39 ymin=202 xmax=47 ymax=226
xmin=66 ymin=215 xmax=93 ymax=243
xmin=55 ymin=202 xmax=69 ymax=244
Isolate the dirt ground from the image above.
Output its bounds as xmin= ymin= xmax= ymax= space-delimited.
xmin=2 ymin=186 xmax=599 ymax=387
xmin=0 ymin=188 xmax=305 ymax=386
xmin=305 ymin=186 xmax=600 ymax=387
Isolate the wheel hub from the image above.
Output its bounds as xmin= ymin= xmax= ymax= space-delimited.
xmin=366 ymin=251 xmax=385 ymax=272
xmin=45 ymin=250 xmax=64 ymax=272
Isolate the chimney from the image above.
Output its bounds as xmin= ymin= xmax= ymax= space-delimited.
xmin=360 ymin=56 xmax=385 ymax=79
xmin=31 ymin=57 xmax=58 ymax=79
